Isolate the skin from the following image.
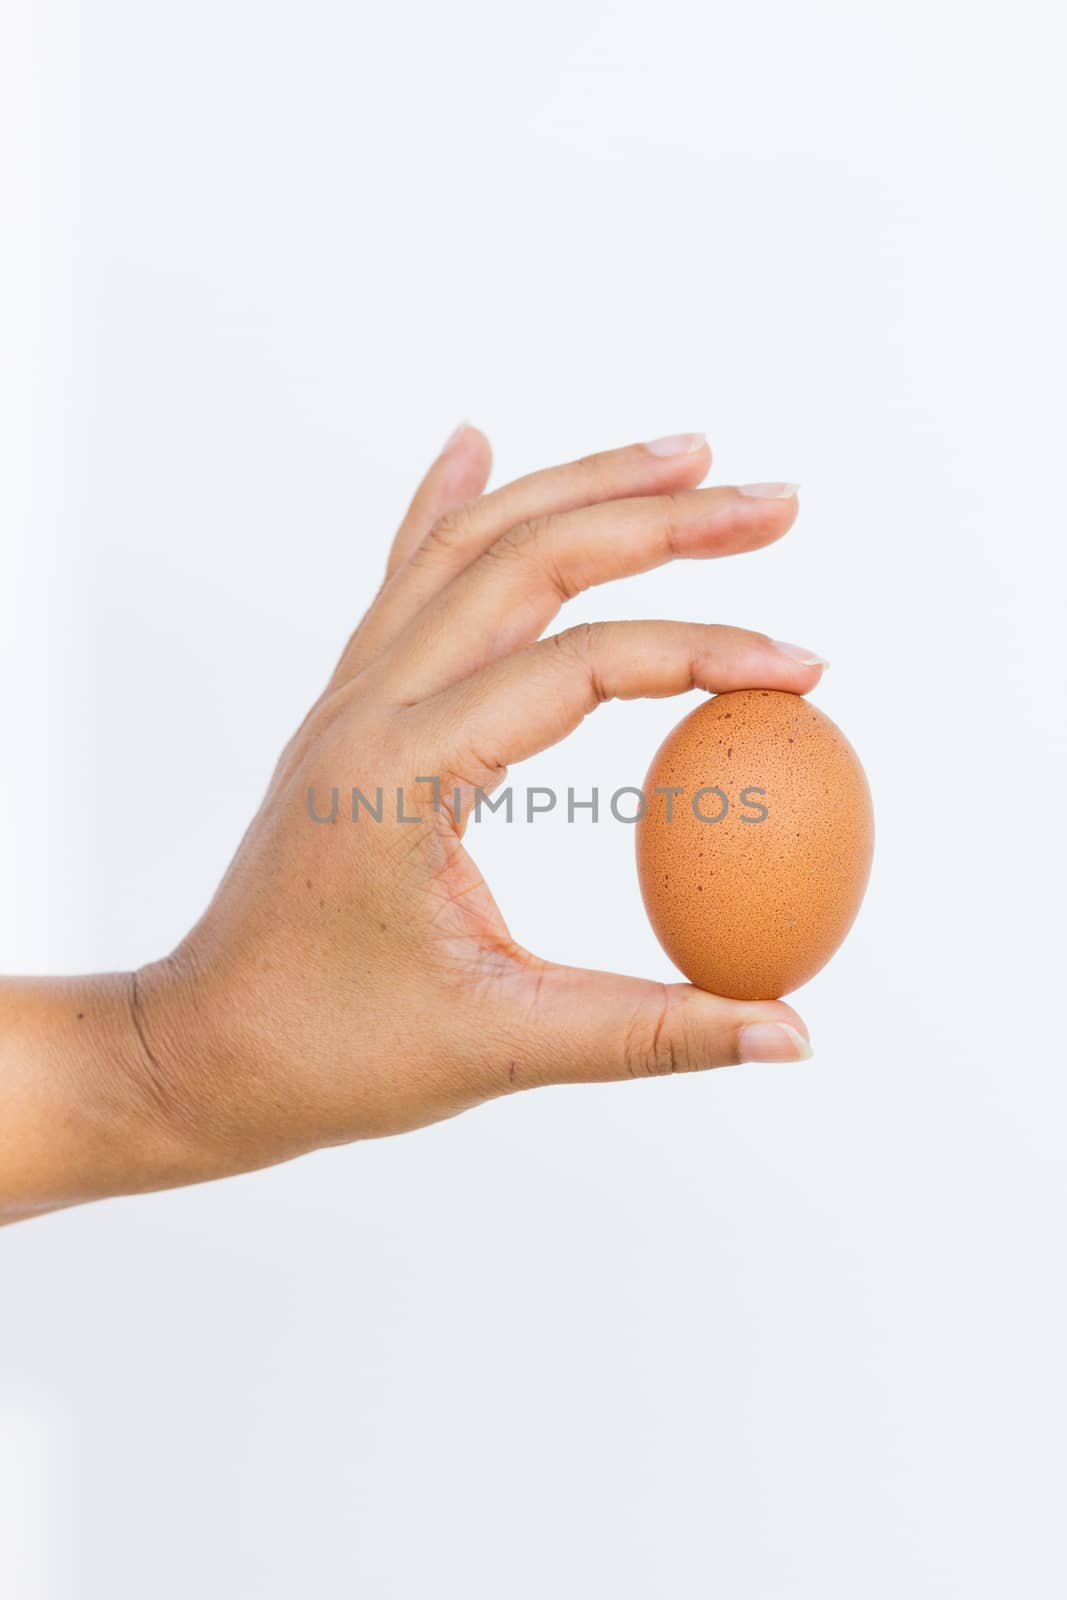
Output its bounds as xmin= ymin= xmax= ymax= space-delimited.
xmin=0 ymin=429 xmax=823 ymax=1224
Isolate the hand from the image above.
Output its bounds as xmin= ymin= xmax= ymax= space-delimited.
xmin=0 ymin=430 xmax=825 ymax=1217
xmin=131 ymin=429 xmax=822 ymax=1185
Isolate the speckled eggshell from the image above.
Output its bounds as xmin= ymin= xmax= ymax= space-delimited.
xmin=635 ymin=690 xmax=873 ymax=1000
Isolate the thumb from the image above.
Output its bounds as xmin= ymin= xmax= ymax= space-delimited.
xmin=485 ymin=963 xmax=812 ymax=1094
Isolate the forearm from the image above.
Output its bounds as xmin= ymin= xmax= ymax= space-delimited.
xmin=0 ymin=973 xmax=197 ymax=1222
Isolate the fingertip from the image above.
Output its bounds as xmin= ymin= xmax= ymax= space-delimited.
xmin=771 ymin=640 xmax=830 ymax=670
xmin=440 ymin=420 xmax=471 ymax=454
xmin=437 ymin=425 xmax=492 ymax=505
xmin=679 ymin=484 xmax=799 ymax=561
xmin=636 ymin=434 xmax=712 ymax=491
xmin=386 ymin=425 xmax=493 ymax=577
xmin=691 ymin=626 xmax=829 ymax=698
xmin=464 ymin=422 xmax=493 ymax=464
xmin=736 ymin=482 xmax=800 ymax=500
xmin=670 ymin=984 xmax=811 ymax=1072
xmin=737 ymin=1019 xmax=813 ymax=1064
xmin=767 ymin=999 xmax=810 ymax=1042
xmin=469 ymin=428 xmax=494 ymax=486
xmin=683 ymin=440 xmax=712 ymax=487
xmin=642 ymin=431 xmax=709 ymax=460
xmin=769 ymin=639 xmax=829 ymax=693
xmin=743 ymin=488 xmax=800 ymax=547
xmin=443 ymin=420 xmax=492 ymax=468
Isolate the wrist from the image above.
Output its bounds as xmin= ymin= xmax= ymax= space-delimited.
xmin=130 ymin=947 xmax=313 ymax=1188
xmin=0 ymin=971 xmax=208 ymax=1216
xmin=123 ymin=952 xmax=258 ymax=1191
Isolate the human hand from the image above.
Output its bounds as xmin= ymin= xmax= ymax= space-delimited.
xmin=134 ymin=430 xmax=824 ymax=1185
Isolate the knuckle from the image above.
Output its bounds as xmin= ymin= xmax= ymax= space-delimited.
xmin=625 ymin=986 xmax=694 ymax=1078
xmin=570 ymin=450 xmax=613 ymax=487
xmin=483 ymin=519 xmax=537 ymax=565
xmin=485 ymin=514 xmax=576 ymax=600
xmin=551 ymin=620 xmax=597 ymax=658
xmin=485 ymin=511 xmax=567 ymax=570
xmin=656 ymin=491 xmax=685 ymax=556
xmin=550 ymin=622 xmax=609 ymax=701
xmin=415 ymin=504 xmax=478 ymax=567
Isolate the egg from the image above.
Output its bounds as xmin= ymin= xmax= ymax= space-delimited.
xmin=635 ymin=690 xmax=873 ymax=999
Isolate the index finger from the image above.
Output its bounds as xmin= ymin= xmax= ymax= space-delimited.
xmin=426 ymin=620 xmax=827 ymax=782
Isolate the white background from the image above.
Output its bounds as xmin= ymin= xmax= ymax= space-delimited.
xmin=2 ymin=1 xmax=1065 ymax=1595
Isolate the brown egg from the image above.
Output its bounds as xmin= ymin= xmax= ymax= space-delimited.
xmin=635 ymin=690 xmax=873 ymax=999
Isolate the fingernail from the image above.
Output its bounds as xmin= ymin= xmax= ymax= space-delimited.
xmin=738 ymin=1022 xmax=813 ymax=1063
xmin=737 ymin=482 xmax=799 ymax=499
xmin=442 ymin=421 xmax=471 ymax=452
xmin=643 ymin=432 xmax=707 ymax=458
xmin=772 ymin=639 xmax=830 ymax=669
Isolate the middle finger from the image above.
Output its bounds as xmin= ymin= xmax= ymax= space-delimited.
xmin=374 ymin=483 xmax=799 ymax=704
